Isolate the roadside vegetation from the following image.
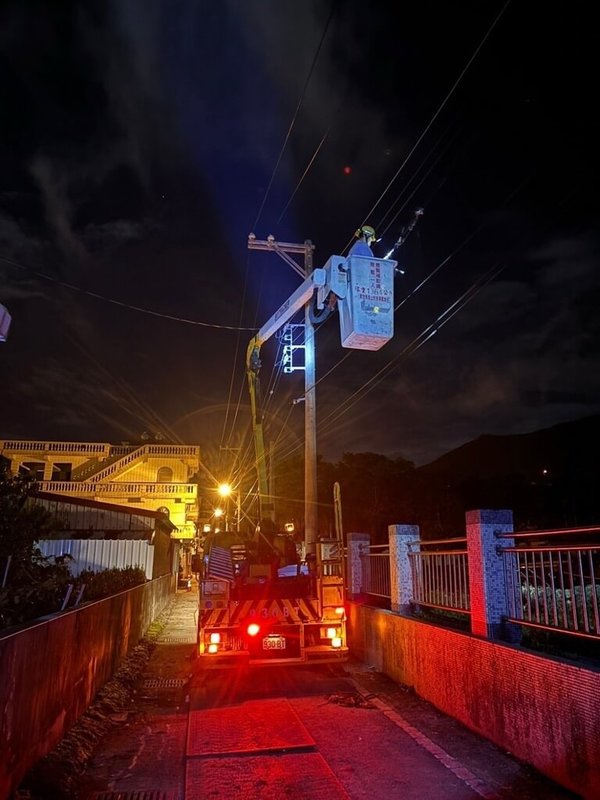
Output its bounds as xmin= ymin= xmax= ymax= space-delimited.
xmin=0 ymin=464 xmax=146 ymax=631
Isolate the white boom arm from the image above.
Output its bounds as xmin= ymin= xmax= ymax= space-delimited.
xmin=255 ymin=267 xmax=326 ymax=347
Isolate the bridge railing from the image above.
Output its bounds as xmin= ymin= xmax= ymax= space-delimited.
xmin=358 ymin=543 xmax=390 ymax=599
xmin=498 ymin=527 xmax=600 ymax=638
xmin=408 ymin=537 xmax=470 ymax=614
xmin=347 ymin=512 xmax=600 ymax=642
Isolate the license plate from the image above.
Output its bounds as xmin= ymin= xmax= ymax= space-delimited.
xmin=263 ymin=635 xmax=286 ymax=650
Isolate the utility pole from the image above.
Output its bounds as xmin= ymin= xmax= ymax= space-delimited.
xmin=247 ymin=235 xmax=317 ymax=555
xmin=303 ymin=241 xmax=318 ymax=557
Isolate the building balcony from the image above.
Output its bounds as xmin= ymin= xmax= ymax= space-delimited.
xmin=38 ymin=481 xmax=198 ymax=499
xmin=0 ymin=440 xmax=112 ymax=456
xmin=1 ymin=440 xmax=200 ymax=461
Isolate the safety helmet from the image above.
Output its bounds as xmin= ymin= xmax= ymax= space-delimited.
xmin=355 ymin=224 xmax=376 ymax=241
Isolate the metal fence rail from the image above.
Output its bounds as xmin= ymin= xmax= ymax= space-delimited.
xmin=408 ymin=538 xmax=470 ymax=613
xmin=500 ymin=532 xmax=600 ymax=638
xmin=359 ymin=544 xmax=390 ymax=599
xmin=352 ymin=524 xmax=600 ymax=641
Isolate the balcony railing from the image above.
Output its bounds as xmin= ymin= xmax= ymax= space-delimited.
xmin=142 ymin=444 xmax=200 ymax=457
xmin=0 ymin=440 xmax=110 ymax=455
xmin=85 ymin=446 xmax=145 ymax=483
xmin=38 ymin=481 xmax=197 ymax=498
xmin=86 ymin=444 xmax=201 ymax=483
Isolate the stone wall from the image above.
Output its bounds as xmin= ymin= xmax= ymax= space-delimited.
xmin=348 ymin=602 xmax=600 ymax=800
xmin=0 ymin=574 xmax=174 ymax=800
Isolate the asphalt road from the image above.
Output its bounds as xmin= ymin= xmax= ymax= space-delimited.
xmin=68 ymin=588 xmax=580 ymax=800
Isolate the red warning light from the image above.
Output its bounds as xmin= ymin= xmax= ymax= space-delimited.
xmin=343 ymin=165 xmax=352 ymax=175
xmin=247 ymin=622 xmax=261 ymax=637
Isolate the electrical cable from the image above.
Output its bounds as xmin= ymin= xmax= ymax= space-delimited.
xmin=273 ymin=260 xmax=505 ymax=465
xmin=375 ymin=125 xmax=463 ymax=241
xmin=241 ymin=0 xmax=500 ymax=472
xmin=0 ymin=255 xmax=257 ymax=332
xmin=220 ymin=251 xmax=254 ymax=450
xmin=276 ymin=170 xmax=582 ymax=466
xmin=306 ymin=171 xmax=533 ymax=400
xmin=269 ymin=166 xmax=541 ymax=464
xmin=251 ymin=0 xmax=338 ymax=233
xmin=317 ymin=262 xmax=507 ymax=435
xmin=276 ymin=129 xmax=329 ymax=226
xmin=343 ymin=0 xmax=512 ymax=254
xmin=275 ymin=87 xmax=349 ymax=226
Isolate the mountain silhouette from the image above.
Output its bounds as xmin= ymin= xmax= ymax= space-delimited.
xmin=413 ymin=415 xmax=600 ymax=531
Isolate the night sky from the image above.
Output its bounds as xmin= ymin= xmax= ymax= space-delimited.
xmin=1 ymin=1 xmax=599 ymax=475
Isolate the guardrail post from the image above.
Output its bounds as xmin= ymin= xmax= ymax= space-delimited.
xmin=347 ymin=532 xmax=370 ymax=598
xmin=388 ymin=524 xmax=420 ymax=613
xmin=466 ymin=508 xmax=514 ymax=639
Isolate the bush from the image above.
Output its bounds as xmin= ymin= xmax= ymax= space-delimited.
xmin=0 ymin=563 xmax=147 ymax=631
xmin=74 ymin=567 xmax=146 ymax=600
xmin=0 ymin=550 xmax=73 ymax=629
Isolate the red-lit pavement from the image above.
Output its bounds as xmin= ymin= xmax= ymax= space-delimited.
xmin=80 ymin=586 xmax=580 ymax=800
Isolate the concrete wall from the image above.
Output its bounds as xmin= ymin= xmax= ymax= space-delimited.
xmin=348 ymin=602 xmax=600 ymax=800
xmin=0 ymin=574 xmax=174 ymax=800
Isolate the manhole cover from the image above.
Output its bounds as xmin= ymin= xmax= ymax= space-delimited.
xmin=142 ymin=677 xmax=187 ymax=689
xmin=92 ymin=793 xmax=175 ymax=800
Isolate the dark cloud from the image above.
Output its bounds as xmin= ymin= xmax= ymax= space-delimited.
xmin=1 ymin=1 xmax=599 ymax=468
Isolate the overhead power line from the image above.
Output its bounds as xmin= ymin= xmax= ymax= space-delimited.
xmin=273 ymin=260 xmax=506 ymax=466
xmin=251 ymin=0 xmax=338 ymax=232
xmin=0 ymin=255 xmax=257 ymax=332
xmin=345 ymin=0 xmax=512 ymax=253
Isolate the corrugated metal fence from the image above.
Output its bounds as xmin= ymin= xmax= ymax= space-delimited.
xmin=38 ymin=539 xmax=155 ymax=580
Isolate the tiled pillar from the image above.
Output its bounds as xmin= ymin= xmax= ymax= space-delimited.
xmin=466 ymin=509 xmax=514 ymax=639
xmin=347 ymin=532 xmax=370 ymax=599
xmin=388 ymin=524 xmax=420 ymax=613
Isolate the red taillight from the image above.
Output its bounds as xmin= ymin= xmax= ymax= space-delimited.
xmin=247 ymin=622 xmax=261 ymax=637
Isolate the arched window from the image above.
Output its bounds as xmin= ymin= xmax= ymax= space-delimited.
xmin=157 ymin=466 xmax=173 ymax=483
xmin=157 ymin=506 xmax=170 ymax=519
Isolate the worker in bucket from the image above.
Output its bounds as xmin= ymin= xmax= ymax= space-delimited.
xmin=349 ymin=224 xmax=379 ymax=257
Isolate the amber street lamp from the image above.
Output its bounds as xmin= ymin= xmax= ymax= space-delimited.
xmin=217 ymin=482 xmax=241 ymax=531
